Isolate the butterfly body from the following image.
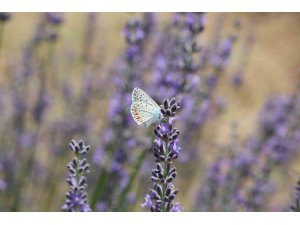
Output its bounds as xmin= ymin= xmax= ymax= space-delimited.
xmin=131 ymin=87 xmax=163 ymax=127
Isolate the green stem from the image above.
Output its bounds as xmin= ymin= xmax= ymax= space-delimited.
xmin=113 ymin=149 xmax=147 ymax=211
xmin=90 ymin=169 xmax=108 ymax=210
xmin=161 ymin=117 xmax=170 ymax=212
xmin=74 ymin=155 xmax=81 ymax=212
xmin=90 ymin=142 xmax=120 ymax=210
xmin=0 ymin=23 xmax=4 ymax=68
xmin=162 ymin=140 xmax=169 ymax=212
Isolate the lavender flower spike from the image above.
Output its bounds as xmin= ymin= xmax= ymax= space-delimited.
xmin=62 ymin=140 xmax=92 ymax=212
xmin=291 ymin=177 xmax=300 ymax=212
xmin=142 ymin=97 xmax=183 ymax=212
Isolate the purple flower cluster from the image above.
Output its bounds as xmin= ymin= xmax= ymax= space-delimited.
xmin=258 ymin=95 xmax=300 ymax=163
xmin=91 ymin=13 xmax=155 ymax=211
xmin=150 ymin=13 xmax=241 ymax=167
xmin=210 ymin=36 xmax=236 ymax=71
xmin=196 ymin=92 xmax=300 ymax=211
xmin=238 ymin=95 xmax=300 ymax=211
xmin=148 ymin=13 xmax=207 ymax=163
xmin=2 ymin=12 xmax=299 ymax=213
xmin=151 ymin=13 xmax=205 ymax=99
xmin=195 ymin=157 xmax=225 ymax=211
xmin=88 ymin=21 xmax=237 ymax=216
xmin=142 ymin=98 xmax=183 ymax=212
xmin=0 ymin=12 xmax=65 ymax=211
xmin=63 ymin=140 xmax=91 ymax=212
xmin=195 ymin=129 xmax=256 ymax=211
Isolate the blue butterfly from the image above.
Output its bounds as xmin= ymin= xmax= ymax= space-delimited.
xmin=131 ymin=87 xmax=163 ymax=127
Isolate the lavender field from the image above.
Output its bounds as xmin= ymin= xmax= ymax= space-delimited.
xmin=0 ymin=12 xmax=300 ymax=212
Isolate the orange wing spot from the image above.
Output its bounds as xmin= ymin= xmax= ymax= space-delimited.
xmin=131 ymin=105 xmax=146 ymax=125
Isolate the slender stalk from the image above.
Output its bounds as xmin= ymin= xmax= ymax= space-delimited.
xmin=114 ymin=149 xmax=147 ymax=211
xmin=0 ymin=23 xmax=4 ymax=62
xmin=90 ymin=170 xmax=108 ymax=210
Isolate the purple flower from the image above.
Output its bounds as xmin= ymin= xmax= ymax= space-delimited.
xmin=0 ymin=163 xmax=6 ymax=191
xmin=185 ymin=12 xmax=206 ymax=34
xmin=230 ymin=72 xmax=243 ymax=87
xmin=169 ymin=139 xmax=181 ymax=156
xmin=125 ymin=45 xmax=140 ymax=62
xmin=209 ymin=33 xmax=236 ymax=72
xmin=46 ymin=12 xmax=64 ymax=26
xmin=93 ymin=147 xmax=105 ymax=166
xmin=143 ymin=98 xmax=182 ymax=212
xmin=62 ymin=140 xmax=92 ymax=212
xmin=19 ymin=132 xmax=35 ymax=149
xmin=171 ymin=202 xmax=183 ymax=212
xmin=124 ymin=20 xmax=145 ymax=44
xmin=0 ymin=179 xmax=6 ymax=191
xmin=0 ymin=13 xmax=11 ymax=22
xmin=291 ymin=177 xmax=300 ymax=211
xmin=96 ymin=201 xmax=107 ymax=211
xmin=62 ymin=190 xmax=91 ymax=212
xmin=232 ymin=151 xmax=255 ymax=177
xmin=206 ymin=74 xmax=218 ymax=90
xmin=141 ymin=194 xmax=153 ymax=209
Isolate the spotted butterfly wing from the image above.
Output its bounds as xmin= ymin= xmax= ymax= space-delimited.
xmin=131 ymin=87 xmax=163 ymax=127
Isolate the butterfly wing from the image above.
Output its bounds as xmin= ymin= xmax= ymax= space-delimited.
xmin=132 ymin=87 xmax=160 ymax=109
xmin=131 ymin=87 xmax=162 ymax=127
xmin=130 ymin=104 xmax=154 ymax=125
xmin=142 ymin=113 xmax=162 ymax=127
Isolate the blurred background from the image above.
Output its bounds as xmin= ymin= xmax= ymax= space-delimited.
xmin=0 ymin=12 xmax=300 ymax=212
